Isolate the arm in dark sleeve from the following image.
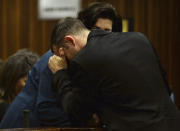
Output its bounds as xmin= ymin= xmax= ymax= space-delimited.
xmin=36 ymin=66 xmax=70 ymax=126
xmin=53 ymin=69 xmax=97 ymax=126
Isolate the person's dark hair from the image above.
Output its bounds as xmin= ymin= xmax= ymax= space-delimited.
xmin=16 ymin=48 xmax=40 ymax=64
xmin=51 ymin=17 xmax=87 ymax=52
xmin=78 ymin=2 xmax=118 ymax=31
xmin=1 ymin=49 xmax=39 ymax=103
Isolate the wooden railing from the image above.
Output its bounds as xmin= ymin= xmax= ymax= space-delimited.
xmin=0 ymin=127 xmax=104 ymax=131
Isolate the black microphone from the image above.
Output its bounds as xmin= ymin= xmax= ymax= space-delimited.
xmin=23 ymin=109 xmax=30 ymax=128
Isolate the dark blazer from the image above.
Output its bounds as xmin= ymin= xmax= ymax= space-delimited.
xmin=0 ymin=50 xmax=69 ymax=129
xmin=53 ymin=30 xmax=180 ymax=131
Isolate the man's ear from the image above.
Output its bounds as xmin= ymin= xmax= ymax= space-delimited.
xmin=65 ymin=35 xmax=75 ymax=46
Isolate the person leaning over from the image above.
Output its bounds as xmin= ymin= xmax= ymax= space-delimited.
xmin=48 ymin=17 xmax=180 ymax=131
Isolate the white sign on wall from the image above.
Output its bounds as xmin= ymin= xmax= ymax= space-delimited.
xmin=38 ymin=0 xmax=81 ymax=20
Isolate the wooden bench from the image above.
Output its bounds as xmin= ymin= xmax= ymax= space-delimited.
xmin=0 ymin=127 xmax=104 ymax=131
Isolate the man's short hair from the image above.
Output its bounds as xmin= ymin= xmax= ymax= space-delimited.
xmin=51 ymin=17 xmax=87 ymax=51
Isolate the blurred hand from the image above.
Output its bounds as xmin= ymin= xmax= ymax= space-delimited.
xmin=48 ymin=55 xmax=67 ymax=74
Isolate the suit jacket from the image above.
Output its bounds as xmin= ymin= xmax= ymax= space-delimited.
xmin=0 ymin=50 xmax=69 ymax=129
xmin=53 ymin=30 xmax=180 ymax=131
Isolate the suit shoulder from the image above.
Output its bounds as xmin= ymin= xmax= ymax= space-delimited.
xmin=135 ymin=32 xmax=148 ymax=39
xmin=123 ymin=32 xmax=147 ymax=38
xmin=126 ymin=32 xmax=150 ymax=43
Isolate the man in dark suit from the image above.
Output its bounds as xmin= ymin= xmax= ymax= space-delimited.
xmin=48 ymin=17 xmax=180 ymax=131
